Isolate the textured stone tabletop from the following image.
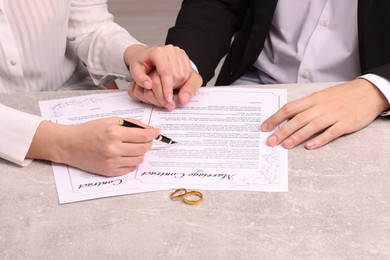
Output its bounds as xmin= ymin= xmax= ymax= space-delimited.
xmin=1 ymin=83 xmax=389 ymax=259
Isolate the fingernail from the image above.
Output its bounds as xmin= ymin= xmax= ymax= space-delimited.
xmin=260 ymin=122 xmax=268 ymax=131
xmin=181 ymin=92 xmax=190 ymax=103
xmin=305 ymin=140 xmax=316 ymax=149
xmin=267 ymin=135 xmax=278 ymax=146
xmin=282 ymin=138 xmax=294 ymax=148
xmin=165 ymin=102 xmax=175 ymax=111
xmin=144 ymin=81 xmax=152 ymax=89
xmin=167 ymin=93 xmax=173 ymax=103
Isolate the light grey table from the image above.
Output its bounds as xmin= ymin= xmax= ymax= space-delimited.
xmin=1 ymin=83 xmax=389 ymax=260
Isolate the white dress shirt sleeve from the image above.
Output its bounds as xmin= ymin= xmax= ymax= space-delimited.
xmin=0 ymin=104 xmax=43 ymax=166
xmin=359 ymin=74 xmax=390 ymax=116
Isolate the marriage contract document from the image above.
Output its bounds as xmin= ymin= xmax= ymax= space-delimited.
xmin=39 ymin=87 xmax=287 ymax=203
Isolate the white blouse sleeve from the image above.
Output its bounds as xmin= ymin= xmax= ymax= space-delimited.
xmin=68 ymin=0 xmax=142 ymax=84
xmin=0 ymin=104 xmax=43 ymax=166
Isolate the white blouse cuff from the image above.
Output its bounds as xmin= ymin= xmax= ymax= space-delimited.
xmin=0 ymin=104 xmax=43 ymax=166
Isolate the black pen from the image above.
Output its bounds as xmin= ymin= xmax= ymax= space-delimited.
xmin=118 ymin=119 xmax=177 ymax=145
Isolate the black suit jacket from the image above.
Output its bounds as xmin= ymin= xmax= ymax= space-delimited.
xmin=166 ymin=0 xmax=390 ymax=86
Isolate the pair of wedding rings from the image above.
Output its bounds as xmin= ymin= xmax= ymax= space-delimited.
xmin=170 ymin=188 xmax=203 ymax=205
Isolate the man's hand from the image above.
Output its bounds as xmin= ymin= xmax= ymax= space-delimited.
xmin=127 ymin=68 xmax=202 ymax=110
xmin=124 ymin=44 xmax=196 ymax=106
xmin=27 ymin=117 xmax=160 ymax=177
xmin=261 ymin=79 xmax=390 ymax=149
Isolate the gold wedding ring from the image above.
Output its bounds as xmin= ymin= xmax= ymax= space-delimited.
xmin=182 ymin=191 xmax=203 ymax=205
xmin=170 ymin=188 xmax=203 ymax=205
xmin=170 ymin=188 xmax=187 ymax=200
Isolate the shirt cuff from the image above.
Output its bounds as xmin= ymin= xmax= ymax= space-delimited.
xmin=359 ymin=74 xmax=390 ymax=116
xmin=0 ymin=104 xmax=43 ymax=166
xmin=190 ymin=60 xmax=199 ymax=73
xmin=77 ymin=27 xmax=143 ymax=85
xmin=101 ymin=31 xmax=142 ymax=83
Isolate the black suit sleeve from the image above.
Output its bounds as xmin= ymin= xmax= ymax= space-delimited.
xmin=166 ymin=0 xmax=250 ymax=84
xmin=358 ymin=1 xmax=390 ymax=80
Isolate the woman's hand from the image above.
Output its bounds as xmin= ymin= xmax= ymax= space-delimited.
xmin=124 ymin=44 xmax=202 ymax=110
xmin=27 ymin=117 xmax=160 ymax=177
xmin=127 ymin=68 xmax=202 ymax=110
